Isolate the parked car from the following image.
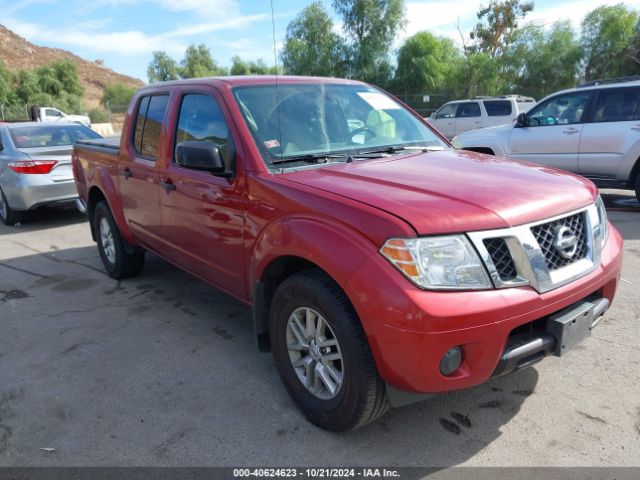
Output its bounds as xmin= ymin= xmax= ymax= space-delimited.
xmin=0 ymin=122 xmax=102 ymax=225
xmin=427 ymin=95 xmax=535 ymax=139
xmin=452 ymin=78 xmax=640 ymax=202
xmin=30 ymin=106 xmax=91 ymax=127
xmin=73 ymin=77 xmax=622 ymax=431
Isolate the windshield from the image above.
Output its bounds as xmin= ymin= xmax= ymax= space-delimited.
xmin=10 ymin=125 xmax=101 ymax=149
xmin=233 ymin=83 xmax=448 ymax=168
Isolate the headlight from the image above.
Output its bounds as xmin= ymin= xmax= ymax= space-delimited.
xmin=380 ymin=235 xmax=492 ymax=290
xmin=595 ymin=195 xmax=608 ymax=248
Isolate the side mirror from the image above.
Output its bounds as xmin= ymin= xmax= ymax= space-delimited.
xmin=175 ymin=141 xmax=231 ymax=176
xmin=516 ymin=112 xmax=529 ymax=127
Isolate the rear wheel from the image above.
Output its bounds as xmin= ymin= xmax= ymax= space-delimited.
xmin=0 ymin=188 xmax=24 ymax=226
xmin=93 ymin=201 xmax=145 ymax=279
xmin=635 ymin=173 xmax=640 ymax=203
xmin=269 ymin=269 xmax=388 ymax=431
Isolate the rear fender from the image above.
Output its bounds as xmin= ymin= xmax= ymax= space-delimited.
xmin=90 ymin=167 xmax=137 ymax=246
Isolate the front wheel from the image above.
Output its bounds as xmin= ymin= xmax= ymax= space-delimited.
xmin=269 ymin=269 xmax=388 ymax=431
xmin=93 ymin=201 xmax=145 ymax=279
xmin=635 ymin=173 xmax=640 ymax=203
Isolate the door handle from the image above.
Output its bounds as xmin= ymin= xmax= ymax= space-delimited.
xmin=120 ymin=167 xmax=132 ymax=179
xmin=562 ymin=128 xmax=579 ymax=134
xmin=631 ymin=125 xmax=640 ymax=131
xmin=160 ymin=179 xmax=176 ymax=192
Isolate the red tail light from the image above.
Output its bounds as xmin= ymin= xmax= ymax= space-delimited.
xmin=8 ymin=160 xmax=58 ymax=174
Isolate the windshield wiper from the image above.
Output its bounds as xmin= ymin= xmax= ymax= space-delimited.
xmin=357 ymin=145 xmax=445 ymax=155
xmin=271 ymin=153 xmax=348 ymax=165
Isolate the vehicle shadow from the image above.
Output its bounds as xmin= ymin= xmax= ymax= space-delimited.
xmin=0 ymin=206 xmax=86 ymax=235
xmin=0 ymin=245 xmax=537 ymax=467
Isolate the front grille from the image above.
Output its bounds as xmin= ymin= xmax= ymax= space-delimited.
xmin=484 ymin=238 xmax=517 ymax=281
xmin=530 ymin=212 xmax=588 ymax=271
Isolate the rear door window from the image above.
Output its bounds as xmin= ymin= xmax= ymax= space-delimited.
xmin=589 ymin=87 xmax=640 ymax=123
xmin=483 ymin=100 xmax=512 ymax=116
xmin=456 ymin=102 xmax=481 ymax=118
xmin=132 ymin=94 xmax=169 ymax=160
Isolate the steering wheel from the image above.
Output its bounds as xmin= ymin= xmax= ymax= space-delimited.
xmin=350 ymin=126 xmax=377 ymax=143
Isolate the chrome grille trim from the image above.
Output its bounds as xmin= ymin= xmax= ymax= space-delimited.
xmin=467 ymin=203 xmax=603 ymax=293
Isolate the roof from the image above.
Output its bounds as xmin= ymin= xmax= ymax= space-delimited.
xmin=139 ymin=75 xmax=368 ymax=91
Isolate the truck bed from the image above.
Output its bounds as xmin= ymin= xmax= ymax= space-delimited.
xmin=75 ymin=136 xmax=120 ymax=154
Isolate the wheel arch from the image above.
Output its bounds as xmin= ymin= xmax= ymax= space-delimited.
xmin=250 ymin=216 xmax=377 ymax=352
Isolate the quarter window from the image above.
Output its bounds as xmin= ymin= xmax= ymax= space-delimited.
xmin=132 ymin=94 xmax=169 ymax=160
xmin=456 ymin=102 xmax=481 ymax=118
xmin=174 ymin=93 xmax=231 ymax=170
xmin=590 ymin=88 xmax=640 ymax=123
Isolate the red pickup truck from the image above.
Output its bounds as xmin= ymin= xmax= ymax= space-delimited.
xmin=72 ymin=76 xmax=623 ymax=431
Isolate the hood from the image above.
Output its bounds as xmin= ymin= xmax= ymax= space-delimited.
xmin=281 ymin=149 xmax=597 ymax=235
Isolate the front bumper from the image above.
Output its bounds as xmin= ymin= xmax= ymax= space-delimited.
xmin=345 ymin=224 xmax=623 ymax=394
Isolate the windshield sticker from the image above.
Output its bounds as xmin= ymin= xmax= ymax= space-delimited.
xmin=264 ymin=139 xmax=280 ymax=149
xmin=357 ymin=92 xmax=401 ymax=110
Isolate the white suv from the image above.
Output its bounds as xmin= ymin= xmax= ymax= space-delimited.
xmin=452 ymin=78 xmax=640 ymax=201
xmin=427 ymin=95 xmax=535 ymax=139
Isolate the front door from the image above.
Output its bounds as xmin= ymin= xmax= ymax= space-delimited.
xmin=119 ymin=94 xmax=170 ymax=250
xmin=508 ymin=91 xmax=592 ymax=172
xmin=159 ymin=89 xmax=246 ymax=299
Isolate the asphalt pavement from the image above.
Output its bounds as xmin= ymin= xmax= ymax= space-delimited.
xmin=0 ymin=191 xmax=638 ymax=467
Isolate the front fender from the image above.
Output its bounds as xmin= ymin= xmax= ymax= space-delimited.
xmin=249 ymin=214 xmax=378 ymax=295
xmin=453 ymin=133 xmax=509 ymax=157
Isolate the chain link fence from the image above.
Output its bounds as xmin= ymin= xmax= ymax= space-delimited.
xmin=0 ymin=103 xmax=31 ymax=121
xmin=390 ymin=93 xmax=449 ymax=118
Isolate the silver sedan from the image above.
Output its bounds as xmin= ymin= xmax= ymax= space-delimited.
xmin=0 ymin=122 xmax=102 ymax=225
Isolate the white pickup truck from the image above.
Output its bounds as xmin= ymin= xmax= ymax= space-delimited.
xmin=31 ymin=107 xmax=91 ymax=127
xmin=427 ymin=95 xmax=535 ymax=139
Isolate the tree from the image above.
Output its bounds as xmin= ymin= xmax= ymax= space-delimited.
xmin=333 ymin=0 xmax=405 ymax=85
xmin=393 ymin=32 xmax=462 ymax=94
xmin=147 ymin=51 xmax=179 ymax=83
xmin=469 ymin=0 xmax=534 ymax=58
xmin=581 ymin=4 xmax=639 ymax=81
xmin=504 ymin=21 xmax=581 ymax=99
xmin=281 ymin=2 xmax=348 ymax=77
xmin=101 ymin=83 xmax=137 ymax=108
xmin=180 ymin=44 xmax=227 ymax=78
xmin=0 ymin=61 xmax=14 ymax=105
xmin=230 ymin=55 xmax=251 ymax=76
xmin=230 ymin=56 xmax=278 ymax=76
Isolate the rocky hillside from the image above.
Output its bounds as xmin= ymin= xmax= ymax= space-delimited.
xmin=0 ymin=24 xmax=144 ymax=109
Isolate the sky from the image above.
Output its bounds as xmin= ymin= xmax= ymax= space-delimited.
xmin=2 ymin=0 xmax=640 ymax=82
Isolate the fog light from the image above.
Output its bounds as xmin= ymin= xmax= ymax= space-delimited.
xmin=440 ymin=346 xmax=462 ymax=376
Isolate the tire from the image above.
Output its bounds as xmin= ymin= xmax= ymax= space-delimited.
xmin=0 ymin=188 xmax=24 ymax=226
xmin=269 ymin=269 xmax=388 ymax=431
xmin=93 ymin=201 xmax=145 ymax=279
xmin=635 ymin=173 xmax=640 ymax=203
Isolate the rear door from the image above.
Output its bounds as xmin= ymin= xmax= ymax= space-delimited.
xmin=454 ymin=101 xmax=483 ymax=136
xmin=118 ymin=94 xmax=170 ymax=249
xmin=483 ymin=100 xmax=514 ymax=126
xmin=508 ymin=91 xmax=592 ymax=172
xmin=578 ymin=86 xmax=640 ymax=179
xmin=159 ymin=88 xmax=246 ymax=299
